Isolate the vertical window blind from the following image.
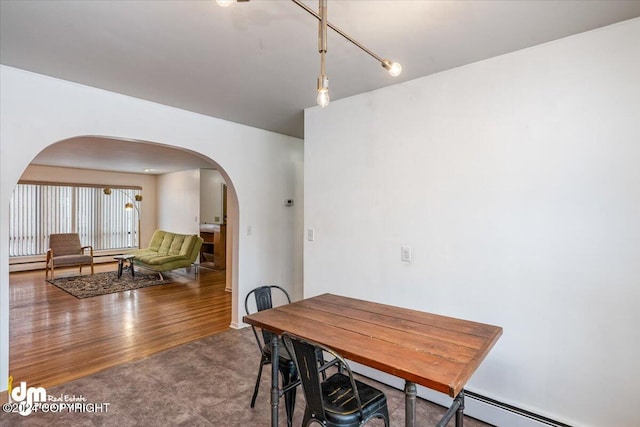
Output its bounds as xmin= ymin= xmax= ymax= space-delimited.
xmin=9 ymin=183 xmax=141 ymax=257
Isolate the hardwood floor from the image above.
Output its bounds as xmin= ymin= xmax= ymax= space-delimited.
xmin=8 ymin=263 xmax=231 ymax=389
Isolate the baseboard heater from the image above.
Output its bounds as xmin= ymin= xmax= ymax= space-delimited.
xmin=349 ymin=361 xmax=575 ymax=427
xmin=464 ymin=390 xmax=574 ymax=427
xmin=9 ymin=251 xmax=126 ymax=272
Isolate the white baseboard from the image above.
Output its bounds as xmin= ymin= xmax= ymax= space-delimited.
xmin=229 ymin=321 xmax=244 ymax=329
xmin=349 ymin=362 xmax=568 ymax=427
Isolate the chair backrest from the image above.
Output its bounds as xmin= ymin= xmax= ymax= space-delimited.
xmin=283 ymin=333 xmax=367 ymax=424
xmin=244 ymin=285 xmax=291 ymax=350
xmin=282 ymin=333 xmax=328 ymax=421
xmin=49 ymin=233 xmax=82 ymax=256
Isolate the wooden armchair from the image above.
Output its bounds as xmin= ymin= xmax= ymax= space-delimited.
xmin=45 ymin=233 xmax=94 ymax=280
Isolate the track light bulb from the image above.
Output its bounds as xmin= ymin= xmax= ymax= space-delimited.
xmin=317 ymin=75 xmax=330 ymax=108
xmin=388 ymin=62 xmax=402 ymax=77
xmin=317 ymin=89 xmax=330 ymax=108
xmin=382 ymin=59 xmax=402 ymax=77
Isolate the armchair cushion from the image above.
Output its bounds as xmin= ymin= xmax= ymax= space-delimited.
xmin=52 ymin=254 xmax=93 ymax=267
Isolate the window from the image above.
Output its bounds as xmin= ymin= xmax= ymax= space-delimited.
xmin=9 ymin=183 xmax=141 ymax=257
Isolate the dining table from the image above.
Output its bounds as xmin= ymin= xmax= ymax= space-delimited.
xmin=243 ymin=293 xmax=502 ymax=427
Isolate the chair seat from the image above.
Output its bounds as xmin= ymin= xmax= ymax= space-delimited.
xmin=52 ymin=254 xmax=93 ymax=266
xmin=322 ymin=372 xmax=388 ymax=426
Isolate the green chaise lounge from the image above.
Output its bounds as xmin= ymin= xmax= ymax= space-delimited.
xmin=126 ymin=230 xmax=203 ymax=279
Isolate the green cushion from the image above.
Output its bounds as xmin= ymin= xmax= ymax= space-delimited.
xmin=157 ymin=233 xmax=175 ymax=255
xmin=125 ymin=249 xmax=155 ymax=258
xmin=168 ymin=234 xmax=186 ymax=255
xmin=179 ymin=235 xmax=197 ymax=257
xmin=145 ymin=255 xmax=187 ymax=265
xmin=148 ymin=230 xmax=166 ymax=252
xmin=135 ymin=253 xmax=160 ymax=264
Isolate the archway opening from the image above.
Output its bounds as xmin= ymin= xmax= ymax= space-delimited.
xmin=7 ymin=136 xmax=239 ymax=388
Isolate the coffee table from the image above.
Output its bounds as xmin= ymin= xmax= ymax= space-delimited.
xmin=114 ymin=254 xmax=136 ymax=279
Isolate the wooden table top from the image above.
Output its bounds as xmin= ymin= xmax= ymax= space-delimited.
xmin=243 ymin=293 xmax=502 ymax=398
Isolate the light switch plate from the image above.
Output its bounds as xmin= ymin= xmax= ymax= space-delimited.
xmin=401 ymin=246 xmax=411 ymax=262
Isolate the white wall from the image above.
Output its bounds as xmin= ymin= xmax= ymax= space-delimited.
xmin=0 ymin=66 xmax=304 ymax=395
xmin=157 ymin=169 xmax=201 ymax=235
xmin=304 ymin=19 xmax=640 ymax=427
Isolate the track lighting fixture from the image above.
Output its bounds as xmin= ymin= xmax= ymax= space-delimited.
xmin=219 ymin=0 xmax=402 ymax=108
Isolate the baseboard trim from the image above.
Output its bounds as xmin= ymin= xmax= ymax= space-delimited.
xmin=229 ymin=321 xmax=243 ymax=329
xmin=349 ymin=362 xmax=574 ymax=427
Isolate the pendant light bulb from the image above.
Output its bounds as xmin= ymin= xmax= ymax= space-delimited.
xmin=382 ymin=59 xmax=402 ymax=77
xmin=317 ymin=89 xmax=330 ymax=108
xmin=317 ymin=75 xmax=330 ymax=108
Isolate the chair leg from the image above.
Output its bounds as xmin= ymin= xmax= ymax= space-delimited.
xmin=251 ymin=360 xmax=267 ymax=408
xmin=281 ymin=369 xmax=297 ymax=427
xmin=379 ymin=406 xmax=390 ymax=427
xmin=302 ymin=409 xmax=313 ymax=427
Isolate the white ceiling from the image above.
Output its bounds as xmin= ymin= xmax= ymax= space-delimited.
xmin=2 ymin=0 xmax=640 ymax=174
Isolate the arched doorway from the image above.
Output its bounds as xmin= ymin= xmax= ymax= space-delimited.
xmin=7 ymin=136 xmax=239 ymax=388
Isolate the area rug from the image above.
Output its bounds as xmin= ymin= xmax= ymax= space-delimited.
xmin=47 ymin=270 xmax=172 ymax=299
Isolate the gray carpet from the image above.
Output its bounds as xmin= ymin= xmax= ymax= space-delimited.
xmin=47 ymin=270 xmax=171 ymax=298
xmin=0 ymin=328 xmax=492 ymax=426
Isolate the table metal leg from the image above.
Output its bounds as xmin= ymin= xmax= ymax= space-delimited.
xmin=405 ymin=380 xmax=417 ymax=427
xmin=436 ymin=390 xmax=465 ymax=427
xmin=271 ymin=336 xmax=279 ymax=427
xmin=117 ymin=260 xmax=123 ymax=278
xmin=455 ymin=390 xmax=465 ymax=427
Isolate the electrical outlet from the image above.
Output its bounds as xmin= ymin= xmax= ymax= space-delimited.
xmin=401 ymin=246 xmax=411 ymax=263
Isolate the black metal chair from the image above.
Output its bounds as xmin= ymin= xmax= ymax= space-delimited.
xmin=245 ymin=285 xmax=298 ymax=427
xmin=282 ymin=333 xmax=390 ymax=427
